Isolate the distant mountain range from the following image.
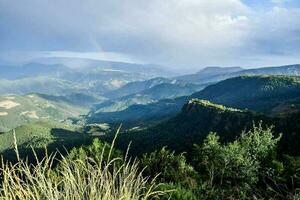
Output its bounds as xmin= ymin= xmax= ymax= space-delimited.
xmin=88 ymin=73 xmax=300 ymax=127
xmin=0 ymin=59 xmax=175 ymax=95
xmin=93 ymin=81 xmax=203 ymax=113
xmin=176 ymin=64 xmax=300 ymax=85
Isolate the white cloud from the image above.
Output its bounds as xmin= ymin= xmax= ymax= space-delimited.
xmin=1 ymin=0 xmax=300 ymax=70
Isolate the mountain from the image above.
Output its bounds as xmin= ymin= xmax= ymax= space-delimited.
xmin=35 ymin=57 xmax=175 ymax=77
xmin=0 ymin=63 xmax=71 ymax=80
xmin=0 ymin=59 xmax=176 ymax=95
xmin=236 ymin=64 xmax=300 ymax=76
xmin=88 ymin=75 xmax=300 ymax=127
xmin=92 ymin=82 xmax=203 ymax=113
xmin=104 ymin=77 xmax=176 ymax=99
xmin=87 ymin=96 xmax=188 ymax=127
xmin=110 ymin=99 xmax=265 ymax=156
xmin=109 ymin=99 xmax=300 ymax=157
xmin=176 ymin=66 xmax=243 ymax=84
xmin=192 ymin=75 xmax=300 ymax=113
xmin=0 ymin=93 xmax=96 ymax=132
xmin=0 ymin=76 xmax=80 ymax=95
xmin=177 ymin=64 xmax=300 ymax=85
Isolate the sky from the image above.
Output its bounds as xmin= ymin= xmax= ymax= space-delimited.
xmin=1 ymin=0 xmax=300 ymax=71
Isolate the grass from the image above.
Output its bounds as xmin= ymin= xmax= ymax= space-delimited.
xmin=0 ymin=128 xmax=165 ymax=200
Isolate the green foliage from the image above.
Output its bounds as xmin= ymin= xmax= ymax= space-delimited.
xmin=193 ymin=124 xmax=281 ymax=199
xmin=0 ymin=121 xmax=91 ymax=162
xmin=158 ymin=183 xmax=199 ymax=200
xmin=68 ymin=138 xmax=122 ymax=164
xmin=114 ymin=99 xmax=264 ymax=156
xmin=0 ymin=143 xmax=164 ymax=200
xmin=140 ymin=147 xmax=197 ymax=185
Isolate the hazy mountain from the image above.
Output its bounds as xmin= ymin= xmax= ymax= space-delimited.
xmin=87 ymin=96 xmax=188 ymax=127
xmin=0 ymin=58 xmax=177 ymax=95
xmin=35 ymin=57 xmax=175 ymax=77
xmin=0 ymin=63 xmax=71 ymax=80
xmin=176 ymin=66 xmax=243 ymax=84
xmin=104 ymin=77 xmax=176 ymax=99
xmin=88 ymin=75 xmax=300 ymax=127
xmin=0 ymin=76 xmax=87 ymax=96
xmin=236 ymin=64 xmax=300 ymax=76
xmin=93 ymin=82 xmax=203 ymax=113
xmin=177 ymin=64 xmax=300 ymax=85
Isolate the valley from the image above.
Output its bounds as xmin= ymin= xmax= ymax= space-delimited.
xmin=1 ymin=61 xmax=300 ymax=199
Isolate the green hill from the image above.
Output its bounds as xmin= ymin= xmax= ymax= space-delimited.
xmin=192 ymin=75 xmax=300 ymax=113
xmin=88 ymin=75 xmax=300 ymax=126
xmin=104 ymin=77 xmax=175 ymax=99
xmin=88 ymin=96 xmax=188 ymax=127
xmin=108 ymin=98 xmax=300 ymax=157
xmin=0 ymin=93 xmax=92 ymax=132
xmin=0 ymin=76 xmax=79 ymax=95
xmin=93 ymin=82 xmax=202 ymax=113
xmin=110 ymin=99 xmax=266 ymax=156
xmin=0 ymin=121 xmax=91 ymax=161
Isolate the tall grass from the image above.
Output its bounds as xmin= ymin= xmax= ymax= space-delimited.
xmin=0 ymin=128 xmax=165 ymax=200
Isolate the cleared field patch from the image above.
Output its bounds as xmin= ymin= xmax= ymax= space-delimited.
xmin=0 ymin=112 xmax=8 ymax=116
xmin=0 ymin=100 xmax=20 ymax=109
xmin=5 ymin=96 xmax=15 ymax=100
xmin=20 ymin=111 xmax=39 ymax=119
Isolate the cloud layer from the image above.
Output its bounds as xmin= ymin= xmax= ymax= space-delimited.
xmin=1 ymin=0 xmax=300 ymax=70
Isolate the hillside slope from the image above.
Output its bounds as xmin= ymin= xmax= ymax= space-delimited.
xmin=0 ymin=94 xmax=90 ymax=132
xmin=192 ymin=75 xmax=300 ymax=113
xmin=177 ymin=64 xmax=300 ymax=85
xmin=112 ymin=99 xmax=265 ymax=155
xmin=93 ymin=82 xmax=202 ymax=113
xmin=88 ymin=75 xmax=300 ymax=126
xmin=109 ymin=99 xmax=300 ymax=157
xmin=0 ymin=121 xmax=91 ymax=161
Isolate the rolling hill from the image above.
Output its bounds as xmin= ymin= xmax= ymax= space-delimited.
xmin=104 ymin=77 xmax=176 ymax=99
xmin=0 ymin=93 xmax=94 ymax=132
xmin=109 ymin=99 xmax=300 ymax=157
xmin=192 ymin=75 xmax=300 ymax=113
xmin=0 ymin=121 xmax=92 ymax=162
xmin=0 ymin=59 xmax=176 ymax=95
xmin=109 ymin=99 xmax=266 ymax=156
xmin=176 ymin=66 xmax=243 ymax=84
xmin=93 ymin=82 xmax=203 ymax=113
xmin=88 ymin=75 xmax=300 ymax=127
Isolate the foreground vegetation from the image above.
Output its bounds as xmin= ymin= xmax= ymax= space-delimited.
xmin=0 ymin=124 xmax=299 ymax=199
xmin=0 ymin=131 xmax=164 ymax=200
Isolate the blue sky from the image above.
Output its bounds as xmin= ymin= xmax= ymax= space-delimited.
xmin=1 ymin=0 xmax=300 ymax=71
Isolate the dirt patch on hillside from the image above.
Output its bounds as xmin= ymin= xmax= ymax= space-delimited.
xmin=5 ymin=96 xmax=15 ymax=100
xmin=20 ymin=111 xmax=39 ymax=119
xmin=0 ymin=112 xmax=8 ymax=116
xmin=0 ymin=100 xmax=20 ymax=109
